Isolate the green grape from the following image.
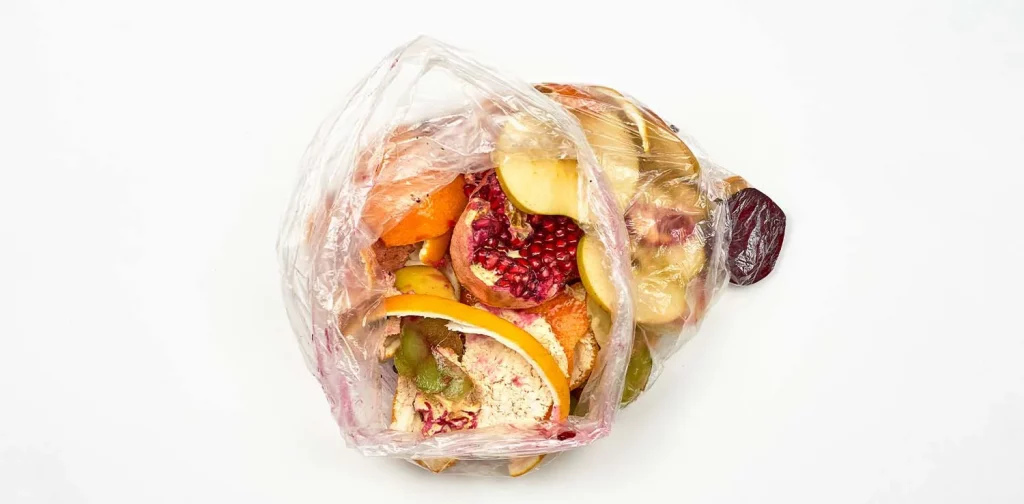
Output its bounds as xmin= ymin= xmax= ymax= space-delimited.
xmin=621 ymin=334 xmax=653 ymax=406
xmin=399 ymin=326 xmax=429 ymax=364
xmin=414 ymin=355 xmax=447 ymax=394
xmin=405 ymin=318 xmax=463 ymax=356
xmin=442 ymin=375 xmax=472 ymax=401
xmin=394 ymin=353 xmax=416 ymax=377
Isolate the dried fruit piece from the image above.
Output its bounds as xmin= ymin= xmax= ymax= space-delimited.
xmin=727 ymin=188 xmax=786 ymax=285
xmin=450 ymin=171 xmax=582 ymax=308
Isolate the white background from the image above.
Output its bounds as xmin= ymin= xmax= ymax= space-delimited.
xmin=2 ymin=0 xmax=1023 ymax=502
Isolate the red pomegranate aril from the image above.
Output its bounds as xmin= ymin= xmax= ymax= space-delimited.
xmin=530 ymin=257 xmax=542 ymax=268
xmin=528 ymin=244 xmax=542 ymax=256
xmin=539 ymin=267 xmax=551 ymax=279
xmin=542 ymin=221 xmax=556 ymax=232
xmin=541 ymin=254 xmax=554 ymax=264
xmin=555 ymin=239 xmax=567 ymax=249
xmin=482 ymin=252 xmax=499 ymax=269
xmin=555 ymin=251 xmax=567 ymax=261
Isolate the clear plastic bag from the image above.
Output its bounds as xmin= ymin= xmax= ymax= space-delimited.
xmin=277 ymin=37 xmax=784 ymax=476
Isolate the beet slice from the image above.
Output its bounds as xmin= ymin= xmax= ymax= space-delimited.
xmin=727 ymin=188 xmax=786 ymax=285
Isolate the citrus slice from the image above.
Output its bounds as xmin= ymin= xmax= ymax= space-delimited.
xmin=384 ymin=294 xmax=571 ymax=421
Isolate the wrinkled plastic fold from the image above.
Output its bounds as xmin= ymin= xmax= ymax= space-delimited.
xmin=278 ymin=37 xmax=742 ymax=475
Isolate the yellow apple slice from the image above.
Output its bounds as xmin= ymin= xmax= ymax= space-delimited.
xmin=573 ymin=110 xmax=640 ymax=213
xmin=415 ymin=458 xmax=457 ymax=473
xmin=632 ymin=268 xmax=689 ymax=326
xmin=496 ymin=154 xmax=581 ymax=221
xmin=639 ymin=235 xmax=707 ymax=284
xmin=590 ymin=86 xmax=650 ymax=153
xmin=639 ymin=111 xmax=700 ymax=180
xmin=577 ymin=236 xmax=617 ymax=314
xmin=393 ymin=265 xmax=456 ymax=300
xmin=508 ymin=455 xmax=544 ymax=477
xmin=578 ymin=236 xmax=691 ymax=325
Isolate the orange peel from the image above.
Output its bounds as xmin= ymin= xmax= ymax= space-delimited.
xmin=383 ymin=294 xmax=571 ymax=421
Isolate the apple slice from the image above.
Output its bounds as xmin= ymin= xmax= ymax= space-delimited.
xmin=638 ymin=108 xmax=700 ymax=180
xmin=508 ymin=455 xmax=544 ymax=477
xmin=573 ymin=110 xmax=640 ymax=213
xmin=577 ymin=236 xmax=617 ymax=314
xmin=642 ymin=239 xmax=706 ymax=285
xmin=393 ymin=265 xmax=456 ymax=300
xmin=495 ymin=153 xmax=582 ymax=221
xmin=589 ymin=86 xmax=650 ymax=153
xmin=535 ymin=84 xmax=642 ymax=214
xmin=632 ymin=267 xmax=689 ymax=326
xmin=578 ymin=236 xmax=692 ymax=326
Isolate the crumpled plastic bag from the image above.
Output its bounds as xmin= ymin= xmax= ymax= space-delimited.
xmin=277 ymin=36 xmax=784 ymax=476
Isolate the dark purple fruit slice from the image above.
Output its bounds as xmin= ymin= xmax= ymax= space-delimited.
xmin=727 ymin=188 xmax=786 ymax=285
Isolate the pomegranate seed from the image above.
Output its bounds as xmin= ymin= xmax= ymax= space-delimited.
xmin=545 ymin=234 xmax=555 ymax=242
xmin=567 ymin=246 xmax=577 ymax=257
xmin=539 ymin=267 xmax=551 ymax=279
xmin=482 ymin=252 xmax=499 ymax=269
xmin=544 ymin=244 xmax=555 ymax=252
xmin=542 ymin=221 xmax=556 ymax=232
xmin=541 ymin=254 xmax=554 ymax=265
xmin=555 ymin=251 xmax=567 ymax=261
xmin=555 ymin=239 xmax=567 ymax=249
xmin=528 ymin=244 xmax=542 ymax=256
xmin=530 ymin=258 xmax=542 ymax=268
xmin=554 ymin=228 xmax=565 ymax=238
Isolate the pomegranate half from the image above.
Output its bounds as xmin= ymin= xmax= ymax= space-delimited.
xmin=449 ymin=171 xmax=581 ymax=309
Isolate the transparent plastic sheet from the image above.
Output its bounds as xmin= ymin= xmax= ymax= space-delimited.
xmin=277 ymin=37 xmax=760 ymax=476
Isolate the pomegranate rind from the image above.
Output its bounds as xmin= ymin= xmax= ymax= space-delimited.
xmin=450 ymin=201 xmax=550 ymax=309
